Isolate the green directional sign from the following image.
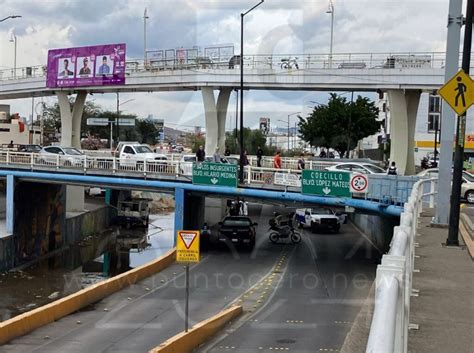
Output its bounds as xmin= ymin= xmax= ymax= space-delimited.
xmin=192 ymin=162 xmax=238 ymax=187
xmin=302 ymin=170 xmax=351 ymax=197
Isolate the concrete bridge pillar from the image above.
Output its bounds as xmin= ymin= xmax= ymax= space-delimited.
xmin=387 ymin=90 xmax=421 ymax=176
xmin=202 ymin=88 xmax=232 ymax=156
xmin=6 ymin=175 xmax=15 ymax=235
xmin=174 ymin=188 xmax=205 ymax=246
xmin=57 ymin=91 xmax=87 ymax=212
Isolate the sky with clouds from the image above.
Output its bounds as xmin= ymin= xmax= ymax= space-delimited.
xmin=0 ymin=0 xmax=462 ymax=132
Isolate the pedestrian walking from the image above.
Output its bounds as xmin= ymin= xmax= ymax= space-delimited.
xmin=196 ymin=145 xmax=205 ymax=162
xmin=243 ymin=150 xmax=249 ymax=166
xmin=387 ymin=161 xmax=398 ymax=175
xmin=273 ymin=150 xmax=282 ymax=169
xmin=224 ymin=146 xmax=231 ymax=156
xmin=256 ymin=145 xmax=263 ymax=167
xmin=297 ymin=153 xmax=305 ymax=170
xmin=213 ymin=147 xmax=221 ymax=163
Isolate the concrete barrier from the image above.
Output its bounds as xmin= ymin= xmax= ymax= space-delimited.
xmin=0 ymin=248 xmax=176 ymax=345
xmin=149 ymin=305 xmax=243 ymax=353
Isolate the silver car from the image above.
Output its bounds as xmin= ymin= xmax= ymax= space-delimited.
xmin=38 ymin=146 xmax=85 ymax=167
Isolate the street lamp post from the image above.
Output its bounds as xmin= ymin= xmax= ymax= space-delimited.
xmin=144 ymin=8 xmax=149 ymax=67
xmin=239 ymin=0 xmax=264 ymax=183
xmin=286 ymin=112 xmax=301 ymax=151
xmin=326 ymin=0 xmax=334 ymax=68
xmin=9 ymin=32 xmax=17 ymax=79
xmin=0 ymin=15 xmax=21 ymax=22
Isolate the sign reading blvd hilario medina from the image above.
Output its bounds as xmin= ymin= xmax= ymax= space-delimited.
xmin=176 ymin=231 xmax=200 ymax=263
xmin=301 ymin=170 xmax=351 ymax=197
xmin=192 ymin=162 xmax=238 ymax=187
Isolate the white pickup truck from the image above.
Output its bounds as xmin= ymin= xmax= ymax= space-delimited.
xmin=295 ymin=208 xmax=346 ymax=233
xmin=115 ymin=142 xmax=168 ymax=167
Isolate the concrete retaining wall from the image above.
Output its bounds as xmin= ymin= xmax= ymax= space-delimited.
xmin=64 ymin=206 xmax=112 ymax=245
xmin=0 ymin=235 xmax=14 ymax=271
xmin=0 ymin=248 xmax=176 ymax=345
xmin=350 ymin=213 xmax=397 ymax=251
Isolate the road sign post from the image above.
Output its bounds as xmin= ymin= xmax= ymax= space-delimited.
xmin=176 ymin=230 xmax=200 ymax=332
xmin=438 ymin=69 xmax=474 ymax=116
xmin=192 ymin=163 xmax=238 ymax=187
xmin=301 ymin=170 xmax=351 ymax=197
xmin=445 ymin=0 xmax=473 ymax=246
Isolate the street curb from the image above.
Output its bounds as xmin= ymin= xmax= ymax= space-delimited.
xmin=148 ymin=305 xmax=243 ymax=353
xmin=0 ymin=248 xmax=176 ymax=345
xmin=340 ymin=282 xmax=375 ymax=353
xmin=459 ymin=221 xmax=474 ymax=260
xmin=460 ymin=213 xmax=474 ymax=238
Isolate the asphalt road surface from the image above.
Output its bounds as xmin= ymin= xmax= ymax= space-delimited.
xmin=1 ymin=205 xmax=380 ymax=353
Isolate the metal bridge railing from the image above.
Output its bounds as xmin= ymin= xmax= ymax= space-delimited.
xmin=0 ymin=51 xmax=455 ymax=82
xmin=0 ymin=150 xmax=422 ymax=205
xmin=366 ymin=178 xmax=438 ymax=353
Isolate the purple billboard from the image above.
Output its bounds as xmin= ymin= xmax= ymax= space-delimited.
xmin=46 ymin=43 xmax=126 ymax=88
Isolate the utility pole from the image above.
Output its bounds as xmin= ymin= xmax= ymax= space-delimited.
xmin=434 ymin=0 xmax=463 ymax=225
xmin=447 ymin=0 xmax=472 ymax=245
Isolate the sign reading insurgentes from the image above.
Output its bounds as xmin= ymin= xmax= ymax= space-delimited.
xmin=302 ymin=170 xmax=351 ymax=197
xmin=47 ymin=43 xmax=126 ymax=88
xmin=192 ymin=162 xmax=238 ymax=187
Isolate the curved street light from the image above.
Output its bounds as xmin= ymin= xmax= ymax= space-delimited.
xmin=239 ymin=0 xmax=264 ymax=183
xmin=326 ymin=0 xmax=334 ymax=68
xmin=0 ymin=15 xmax=21 ymax=23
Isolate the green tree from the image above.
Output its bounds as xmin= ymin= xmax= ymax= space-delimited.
xmin=298 ymin=93 xmax=380 ymax=157
xmin=43 ymin=99 xmax=102 ymax=136
xmin=225 ymin=128 xmax=267 ymax=154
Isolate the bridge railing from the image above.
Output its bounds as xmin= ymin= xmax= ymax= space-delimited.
xmin=0 ymin=51 xmax=455 ymax=82
xmin=366 ymin=178 xmax=438 ymax=353
xmin=0 ymin=150 xmax=420 ymax=204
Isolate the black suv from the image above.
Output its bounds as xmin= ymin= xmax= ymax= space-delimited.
xmin=218 ymin=216 xmax=257 ymax=249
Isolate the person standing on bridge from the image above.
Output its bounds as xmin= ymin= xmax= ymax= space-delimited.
xmin=257 ymin=145 xmax=263 ymax=167
xmin=387 ymin=161 xmax=398 ymax=175
xmin=196 ymin=145 xmax=205 ymax=162
xmin=297 ymin=153 xmax=305 ymax=170
xmin=213 ymin=147 xmax=221 ymax=163
xmin=273 ymin=150 xmax=282 ymax=169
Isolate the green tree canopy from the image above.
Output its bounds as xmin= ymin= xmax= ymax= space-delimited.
xmin=225 ymin=128 xmax=267 ymax=155
xmin=298 ymin=93 xmax=380 ymax=157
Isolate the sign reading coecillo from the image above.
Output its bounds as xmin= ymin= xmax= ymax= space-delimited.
xmin=46 ymin=43 xmax=126 ymax=88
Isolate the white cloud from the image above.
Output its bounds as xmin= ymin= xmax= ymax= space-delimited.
xmin=0 ymin=0 xmax=460 ymax=132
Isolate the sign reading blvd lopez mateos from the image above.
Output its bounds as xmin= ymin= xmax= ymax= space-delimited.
xmin=301 ymin=170 xmax=351 ymax=197
xmin=192 ymin=162 xmax=238 ymax=187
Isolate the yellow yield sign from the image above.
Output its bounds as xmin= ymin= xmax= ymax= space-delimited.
xmin=176 ymin=230 xmax=200 ymax=263
xmin=438 ymin=69 xmax=474 ymax=116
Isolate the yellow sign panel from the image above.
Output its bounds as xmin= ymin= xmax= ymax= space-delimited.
xmin=438 ymin=69 xmax=474 ymax=115
xmin=176 ymin=230 xmax=200 ymax=263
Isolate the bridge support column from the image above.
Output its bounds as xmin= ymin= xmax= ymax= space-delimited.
xmin=202 ymin=88 xmax=232 ymax=156
xmin=174 ymin=188 xmax=205 ymax=246
xmin=174 ymin=188 xmax=184 ymax=247
xmin=57 ymin=91 xmax=87 ymax=212
xmin=387 ymin=90 xmax=420 ymax=176
xmin=6 ymin=175 xmax=14 ymax=235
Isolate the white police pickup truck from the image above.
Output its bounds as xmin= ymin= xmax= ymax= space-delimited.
xmin=295 ymin=207 xmax=346 ymax=233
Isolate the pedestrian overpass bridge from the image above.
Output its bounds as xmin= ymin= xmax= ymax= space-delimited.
xmin=0 ymin=51 xmax=454 ymax=177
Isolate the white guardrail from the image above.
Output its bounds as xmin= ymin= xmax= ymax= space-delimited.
xmin=365 ymin=178 xmax=438 ymax=353
xmin=0 ymin=150 xmax=313 ymax=185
